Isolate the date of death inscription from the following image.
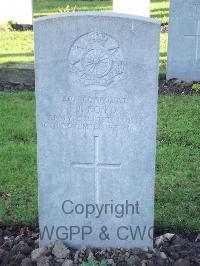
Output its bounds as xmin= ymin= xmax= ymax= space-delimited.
xmin=41 ymin=96 xmax=136 ymax=134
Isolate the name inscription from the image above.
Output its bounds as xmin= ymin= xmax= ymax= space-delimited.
xmin=41 ymin=96 xmax=135 ymax=133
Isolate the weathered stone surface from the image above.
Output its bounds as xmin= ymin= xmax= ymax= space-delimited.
xmin=167 ymin=0 xmax=200 ymax=81
xmin=155 ymin=233 xmax=175 ymax=248
xmin=21 ymin=258 xmax=33 ymax=266
xmin=34 ymin=12 xmax=160 ymax=248
xmin=13 ymin=235 xmax=23 ymax=245
xmin=0 ymin=248 xmax=9 ymax=265
xmin=0 ymin=233 xmax=199 ymax=265
xmin=10 ymin=254 xmax=26 ymax=265
xmin=113 ymin=0 xmax=150 ymax=17
xmin=31 ymin=246 xmax=48 ymax=261
xmin=62 ymin=259 xmax=74 ymax=266
xmin=127 ymin=255 xmax=140 ymax=265
xmin=87 ymin=251 xmax=95 ymax=261
xmin=104 ymin=258 xmax=116 ymax=266
xmin=37 ymin=256 xmax=52 ymax=266
xmin=174 ymin=258 xmax=190 ymax=266
xmin=11 ymin=241 xmax=32 ymax=256
xmin=195 ymin=233 xmax=200 ymax=242
xmin=0 ymin=0 xmax=33 ymax=24
xmin=52 ymin=240 xmax=70 ymax=259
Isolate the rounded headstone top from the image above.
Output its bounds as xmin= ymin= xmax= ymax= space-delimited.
xmin=34 ymin=12 xmax=160 ymax=25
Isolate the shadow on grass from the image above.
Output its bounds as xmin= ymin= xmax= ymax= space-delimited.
xmin=0 ymin=53 xmax=33 ymax=59
xmin=160 ymin=52 xmax=167 ymax=58
xmin=0 ymin=62 xmax=34 ymax=70
xmin=151 ymin=13 xmax=169 ymax=19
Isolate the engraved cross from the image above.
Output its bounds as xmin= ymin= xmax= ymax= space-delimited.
xmin=184 ymin=20 xmax=200 ymax=64
xmin=71 ymin=136 xmax=121 ymax=204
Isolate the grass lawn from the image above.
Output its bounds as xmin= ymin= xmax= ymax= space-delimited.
xmin=33 ymin=0 xmax=169 ymax=24
xmin=0 ymin=31 xmax=167 ymax=76
xmin=0 ymin=31 xmax=34 ymax=67
xmin=34 ymin=0 xmax=112 ymax=17
xmin=0 ymin=30 xmax=168 ymax=77
xmin=0 ymin=0 xmax=168 ymax=75
xmin=0 ymin=93 xmax=199 ymax=232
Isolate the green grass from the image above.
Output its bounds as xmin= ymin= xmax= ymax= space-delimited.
xmin=160 ymin=32 xmax=167 ymax=78
xmin=0 ymin=0 xmax=169 ymax=74
xmin=33 ymin=0 xmax=169 ymax=24
xmin=34 ymin=0 xmax=112 ymax=18
xmin=156 ymin=96 xmax=200 ymax=231
xmin=0 ymin=93 xmax=37 ymax=225
xmin=81 ymin=262 xmax=108 ymax=266
xmin=151 ymin=0 xmax=169 ymax=24
xmin=0 ymin=31 xmax=34 ymax=66
xmin=0 ymin=93 xmax=199 ymax=232
xmin=0 ymin=31 xmax=167 ymax=75
xmin=0 ymin=0 xmax=199 ymax=233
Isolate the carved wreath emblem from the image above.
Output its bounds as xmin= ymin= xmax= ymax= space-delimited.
xmin=68 ymin=32 xmax=125 ymax=88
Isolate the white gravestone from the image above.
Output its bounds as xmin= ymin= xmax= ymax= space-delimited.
xmin=0 ymin=0 xmax=33 ymax=24
xmin=167 ymin=0 xmax=200 ymax=81
xmin=34 ymin=12 xmax=160 ymax=249
xmin=113 ymin=0 xmax=150 ymax=17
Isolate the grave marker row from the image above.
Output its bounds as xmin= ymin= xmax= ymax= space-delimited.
xmin=167 ymin=0 xmax=200 ymax=81
xmin=34 ymin=0 xmax=200 ymax=250
xmin=113 ymin=0 xmax=150 ymax=17
xmin=1 ymin=0 xmax=199 ymax=81
xmin=0 ymin=0 xmax=33 ymax=25
xmin=5 ymin=0 xmax=199 ymax=251
xmin=0 ymin=0 xmax=151 ymax=25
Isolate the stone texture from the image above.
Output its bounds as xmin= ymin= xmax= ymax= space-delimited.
xmin=113 ymin=0 xmax=150 ymax=17
xmin=31 ymin=246 xmax=48 ymax=261
xmin=37 ymin=256 xmax=52 ymax=266
xmin=167 ymin=0 xmax=200 ymax=81
xmin=0 ymin=233 xmax=199 ymax=265
xmin=195 ymin=233 xmax=200 ymax=242
xmin=11 ymin=241 xmax=32 ymax=256
xmin=127 ymin=255 xmax=140 ymax=265
xmin=174 ymin=258 xmax=190 ymax=266
xmin=34 ymin=12 xmax=160 ymax=249
xmin=0 ymin=248 xmax=9 ymax=265
xmin=52 ymin=240 xmax=70 ymax=259
xmin=21 ymin=258 xmax=33 ymax=266
xmin=62 ymin=259 xmax=74 ymax=266
xmin=104 ymin=258 xmax=116 ymax=266
xmin=0 ymin=0 xmax=33 ymax=24
xmin=10 ymin=254 xmax=26 ymax=265
xmin=87 ymin=251 xmax=95 ymax=261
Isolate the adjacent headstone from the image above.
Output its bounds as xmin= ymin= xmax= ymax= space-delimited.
xmin=113 ymin=0 xmax=150 ymax=17
xmin=34 ymin=12 xmax=160 ymax=249
xmin=167 ymin=0 xmax=200 ymax=81
xmin=0 ymin=0 xmax=33 ymax=25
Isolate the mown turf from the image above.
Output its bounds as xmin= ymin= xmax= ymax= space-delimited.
xmin=0 ymin=31 xmax=167 ymax=75
xmin=34 ymin=0 xmax=112 ymax=18
xmin=151 ymin=0 xmax=169 ymax=24
xmin=81 ymin=262 xmax=107 ymax=266
xmin=33 ymin=0 xmax=169 ymax=24
xmin=0 ymin=93 xmax=37 ymax=225
xmin=156 ymin=96 xmax=200 ymax=231
xmin=0 ymin=93 xmax=199 ymax=232
xmin=0 ymin=31 xmax=34 ymax=66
